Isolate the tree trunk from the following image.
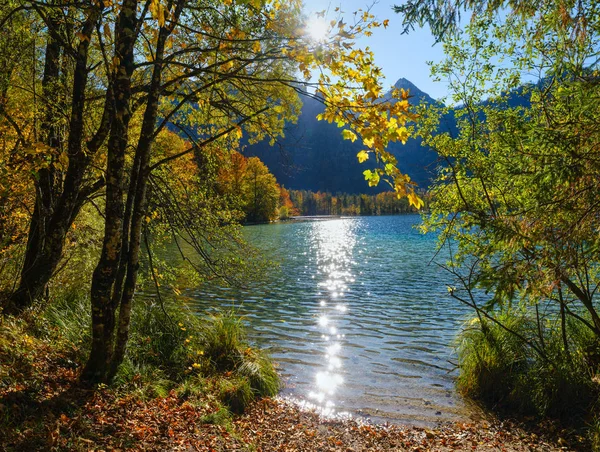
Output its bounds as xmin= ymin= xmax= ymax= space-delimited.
xmin=82 ymin=0 xmax=138 ymax=383
xmin=109 ymin=2 xmax=183 ymax=380
xmin=4 ymin=8 xmax=103 ymax=315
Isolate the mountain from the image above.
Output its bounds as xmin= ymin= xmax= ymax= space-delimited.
xmin=391 ymin=77 xmax=437 ymax=105
xmin=243 ymin=78 xmax=444 ymax=194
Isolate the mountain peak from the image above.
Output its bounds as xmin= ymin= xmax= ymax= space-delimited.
xmin=393 ymin=77 xmax=419 ymax=90
xmin=392 ymin=78 xmax=436 ymax=104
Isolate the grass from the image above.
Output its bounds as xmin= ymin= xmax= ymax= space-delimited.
xmin=201 ymin=311 xmax=247 ymax=371
xmin=0 ymin=291 xmax=281 ymax=449
xmin=217 ymin=377 xmax=254 ymax=414
xmin=456 ymin=309 xmax=600 ymax=447
xmin=198 ymin=311 xmax=280 ymax=412
xmin=2 ymin=291 xmax=279 ymax=414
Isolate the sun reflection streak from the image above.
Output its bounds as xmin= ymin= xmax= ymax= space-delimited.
xmin=307 ymin=220 xmax=360 ymax=415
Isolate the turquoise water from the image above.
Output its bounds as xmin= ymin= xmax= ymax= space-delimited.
xmin=186 ymin=215 xmax=475 ymax=425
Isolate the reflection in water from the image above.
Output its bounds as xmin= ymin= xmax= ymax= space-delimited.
xmin=308 ymin=220 xmax=356 ymax=412
xmin=182 ymin=216 xmax=476 ymax=425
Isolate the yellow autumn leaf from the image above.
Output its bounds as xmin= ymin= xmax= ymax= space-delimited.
xmin=357 ymin=150 xmax=369 ymax=163
xmin=342 ymin=129 xmax=358 ymax=142
xmin=407 ymin=191 xmax=424 ymax=209
xmin=363 ymin=137 xmax=375 ymax=148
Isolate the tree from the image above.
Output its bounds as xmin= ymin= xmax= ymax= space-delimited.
xmin=278 ymin=186 xmax=296 ymax=219
xmin=400 ymin=1 xmax=600 ymax=361
xmin=241 ymin=157 xmax=280 ymax=223
xmin=1 ymin=0 xmax=421 ymax=383
xmin=0 ymin=2 xmax=37 ymax=290
xmin=1 ymin=1 xmax=109 ymax=313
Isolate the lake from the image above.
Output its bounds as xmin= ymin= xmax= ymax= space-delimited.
xmin=186 ymin=215 xmax=475 ymax=425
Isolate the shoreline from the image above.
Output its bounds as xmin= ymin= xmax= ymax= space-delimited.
xmin=245 ymin=213 xmax=423 ymax=225
xmin=0 ymin=328 xmax=582 ymax=451
xmin=234 ymin=397 xmax=576 ymax=451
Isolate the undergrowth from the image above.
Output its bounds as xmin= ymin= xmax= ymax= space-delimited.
xmin=456 ymin=310 xmax=600 ymax=448
xmin=1 ymin=292 xmax=279 ymax=417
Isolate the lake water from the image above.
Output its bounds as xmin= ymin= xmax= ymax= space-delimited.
xmin=186 ymin=215 xmax=476 ymax=425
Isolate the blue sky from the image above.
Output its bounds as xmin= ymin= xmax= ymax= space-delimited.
xmin=302 ymin=0 xmax=449 ymax=100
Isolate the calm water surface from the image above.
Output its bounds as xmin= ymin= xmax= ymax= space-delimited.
xmin=187 ymin=215 xmax=475 ymax=425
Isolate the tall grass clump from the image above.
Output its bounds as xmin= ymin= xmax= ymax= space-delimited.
xmin=202 ymin=311 xmax=247 ymax=371
xmin=201 ymin=311 xmax=280 ymax=411
xmin=36 ymin=290 xmax=92 ymax=361
xmin=124 ymin=298 xmax=205 ymax=380
xmin=456 ymin=312 xmax=531 ymax=409
xmin=456 ymin=311 xmax=600 ymax=422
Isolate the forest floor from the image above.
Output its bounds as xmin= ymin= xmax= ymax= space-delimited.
xmin=0 ymin=317 xmax=587 ymax=451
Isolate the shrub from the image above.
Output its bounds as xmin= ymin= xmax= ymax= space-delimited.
xmin=15 ymin=291 xmax=279 ymax=415
xmin=40 ymin=291 xmax=92 ymax=361
xmin=201 ymin=310 xmax=280 ymax=397
xmin=456 ymin=313 xmax=531 ymax=409
xmin=456 ymin=310 xmax=600 ymax=422
xmin=236 ymin=349 xmax=280 ymax=397
xmin=124 ymin=299 xmax=203 ymax=380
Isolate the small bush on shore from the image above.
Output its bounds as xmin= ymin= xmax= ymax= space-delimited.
xmin=457 ymin=311 xmax=600 ymax=445
xmin=456 ymin=312 xmax=530 ymax=409
xmin=124 ymin=298 xmax=205 ymax=381
xmin=237 ymin=348 xmax=280 ymax=397
xmin=217 ymin=377 xmax=254 ymax=414
xmin=201 ymin=311 xmax=247 ymax=371
xmin=201 ymin=311 xmax=280 ymax=397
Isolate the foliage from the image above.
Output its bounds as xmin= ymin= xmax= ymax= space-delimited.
xmin=277 ymin=187 xmax=297 ymax=220
xmin=41 ymin=292 xmax=93 ymax=360
xmin=217 ymin=152 xmax=283 ymax=223
xmin=289 ymin=189 xmax=425 ymax=216
xmin=241 ymin=157 xmax=281 ymax=223
xmin=457 ymin=312 xmax=599 ymax=420
xmin=1 ymin=0 xmax=424 ymax=383
xmin=2 ymin=310 xmax=577 ymax=450
xmin=217 ymin=376 xmax=254 ymax=414
xmin=401 ymin=0 xmax=600 ymax=434
xmin=1 ymin=289 xmax=278 ymax=416
xmin=145 ymin=134 xmax=265 ymax=293
xmin=200 ymin=310 xmax=280 ymax=398
xmin=123 ymin=299 xmax=205 ymax=380
xmin=201 ymin=311 xmax=247 ymax=371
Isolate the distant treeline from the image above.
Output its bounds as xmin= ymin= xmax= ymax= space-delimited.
xmin=288 ymin=190 xmax=427 ymax=216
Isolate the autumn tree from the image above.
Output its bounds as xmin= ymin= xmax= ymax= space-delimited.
xmin=0 ymin=1 xmax=110 ymax=313
xmin=83 ymin=0 xmax=423 ymax=382
xmin=278 ymin=186 xmax=296 ymax=219
xmin=0 ymin=2 xmax=38 ymax=288
xmin=241 ymin=157 xmax=280 ymax=223
xmin=1 ymin=0 xmax=421 ymax=383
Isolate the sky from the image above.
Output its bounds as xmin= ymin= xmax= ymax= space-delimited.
xmin=302 ymin=0 xmax=450 ymax=101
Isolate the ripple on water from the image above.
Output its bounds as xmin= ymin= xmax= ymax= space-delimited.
xmin=185 ymin=216 xmax=474 ymax=425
